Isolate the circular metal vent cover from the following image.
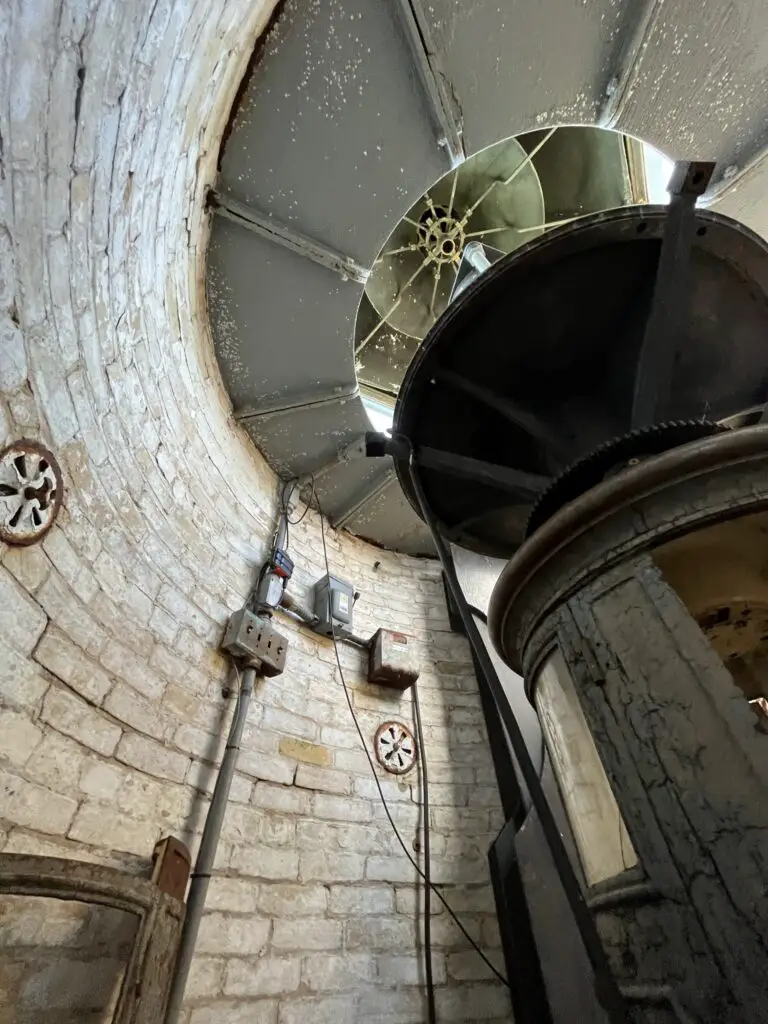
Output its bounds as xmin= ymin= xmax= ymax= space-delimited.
xmin=374 ymin=720 xmax=417 ymax=775
xmin=0 ymin=439 xmax=63 ymax=545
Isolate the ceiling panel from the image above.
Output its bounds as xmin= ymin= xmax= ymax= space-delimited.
xmin=712 ymin=156 xmax=768 ymax=241
xmin=217 ymin=0 xmax=449 ymax=266
xmin=612 ymin=0 xmax=768 ymax=185
xmin=208 ymin=216 xmax=362 ymax=408
xmin=240 ymin=393 xmax=370 ymax=478
xmin=423 ymin=0 xmax=627 ymax=156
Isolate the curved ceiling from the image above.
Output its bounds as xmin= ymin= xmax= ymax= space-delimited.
xmin=206 ymin=0 xmax=768 ymax=555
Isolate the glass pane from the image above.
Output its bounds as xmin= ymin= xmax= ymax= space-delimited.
xmin=535 ymin=649 xmax=638 ymax=886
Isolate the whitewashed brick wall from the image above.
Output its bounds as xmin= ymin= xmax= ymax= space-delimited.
xmin=0 ymin=0 xmax=510 ymax=1020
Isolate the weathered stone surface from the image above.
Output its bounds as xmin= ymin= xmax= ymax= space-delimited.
xmin=0 ymin=1 xmax=503 ymax=1018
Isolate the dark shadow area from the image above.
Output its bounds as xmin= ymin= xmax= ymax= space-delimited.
xmin=0 ymin=893 xmax=138 ymax=1023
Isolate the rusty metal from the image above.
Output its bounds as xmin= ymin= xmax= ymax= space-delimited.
xmin=0 ymin=438 xmax=63 ymax=545
xmin=0 ymin=853 xmax=185 ymax=1023
xmin=374 ymin=720 xmax=418 ymax=774
xmin=489 ymin=424 xmax=768 ymax=674
xmin=151 ymin=837 xmax=192 ymax=903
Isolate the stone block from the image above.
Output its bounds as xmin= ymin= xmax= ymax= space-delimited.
xmin=185 ymin=957 xmax=225 ymax=1000
xmin=327 ymin=885 xmax=394 ymax=916
xmin=196 ymin=913 xmax=270 ymax=956
xmin=33 ymin=626 xmax=112 ymax=704
xmin=68 ymin=803 xmax=159 ymax=854
xmin=0 ymin=709 xmax=42 ymax=768
xmin=224 ymin=956 xmax=301 ymax=997
xmin=294 ymin=764 xmax=351 ymax=796
xmin=25 ymin=729 xmax=87 ymax=794
xmin=377 ymin=953 xmax=447 ymax=986
xmin=345 ymin=915 xmax=414 ymax=951
xmin=262 ymin=706 xmax=317 ymax=742
xmin=254 ymin=883 xmax=327 ymax=918
xmin=100 ymin=638 xmax=166 ymax=701
xmin=104 ymin=681 xmax=174 ymax=741
xmin=0 ymin=566 xmax=48 ymax=654
xmin=311 ymin=793 xmax=372 ymax=823
xmin=79 ymin=761 xmax=125 ymax=801
xmin=42 ymin=527 xmax=98 ymax=603
xmin=278 ymin=996 xmax=356 ymax=1024
xmin=116 ymin=732 xmax=188 ymax=783
xmin=446 ymin=949 xmax=504 ymax=981
xmin=230 ymin=844 xmax=299 ymax=881
xmin=394 ymin=886 xmax=445 ymax=917
xmin=205 ymin=877 xmax=259 ymax=914
xmin=0 ymin=636 xmax=50 ymax=717
xmin=147 ymin=604 xmax=179 ymax=644
xmin=42 ymin=686 xmax=122 ymax=756
xmin=299 ymin=851 xmax=365 ymax=883
xmin=278 ymin=737 xmax=331 ymax=767
xmin=356 ymin=986 xmax=426 ymax=1022
xmin=0 ymin=771 xmax=77 ymax=835
xmin=189 ymin=1000 xmax=278 ymax=1024
xmin=1 ymin=544 xmax=51 ymax=593
xmin=302 ymin=953 xmax=375 ymax=992
xmin=365 ymin=856 xmax=419 ymax=884
xmin=238 ymin=750 xmax=295 ymax=786
xmin=354 ymin=775 xmax=412 ymax=803
xmin=252 ymin=782 xmax=311 ymax=816
xmin=434 ymin=983 xmax=510 ymax=1020
xmin=37 ymin=570 xmax=105 ymax=657
xmin=272 ymin=918 xmax=342 ymax=951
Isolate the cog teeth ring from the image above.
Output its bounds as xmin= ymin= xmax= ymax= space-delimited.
xmin=526 ymin=420 xmax=728 ymax=537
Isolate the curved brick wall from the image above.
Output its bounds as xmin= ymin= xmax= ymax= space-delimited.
xmin=0 ymin=1 xmax=508 ymax=1020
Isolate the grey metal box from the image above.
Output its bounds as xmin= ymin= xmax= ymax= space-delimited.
xmin=368 ymin=628 xmax=420 ymax=690
xmin=222 ymin=609 xmax=287 ymax=676
xmin=312 ymin=574 xmax=355 ymax=638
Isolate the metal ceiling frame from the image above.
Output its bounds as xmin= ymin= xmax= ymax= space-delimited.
xmin=391 ymin=0 xmax=465 ymax=167
xmin=211 ymin=190 xmax=369 ymax=284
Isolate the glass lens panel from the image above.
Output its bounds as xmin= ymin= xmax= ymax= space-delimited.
xmin=535 ymin=648 xmax=638 ymax=886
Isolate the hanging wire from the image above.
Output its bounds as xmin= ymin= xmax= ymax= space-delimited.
xmin=311 ymin=476 xmax=511 ymax=990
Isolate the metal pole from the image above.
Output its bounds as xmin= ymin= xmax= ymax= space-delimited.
xmin=164 ymin=666 xmax=256 ymax=1024
xmin=407 ymin=452 xmax=628 ymax=1022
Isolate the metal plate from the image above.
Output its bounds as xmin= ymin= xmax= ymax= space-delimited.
xmin=393 ymin=206 xmax=768 ymax=557
xmin=0 ymin=439 xmax=63 ymax=545
xmin=217 ymin=0 xmax=448 ymax=267
xmin=374 ymin=720 xmax=417 ymax=775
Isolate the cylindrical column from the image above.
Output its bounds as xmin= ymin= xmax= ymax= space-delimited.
xmin=489 ymin=428 xmax=768 ymax=1023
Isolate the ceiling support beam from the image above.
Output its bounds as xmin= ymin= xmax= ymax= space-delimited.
xmin=331 ymin=465 xmax=396 ymax=529
xmin=598 ymin=0 xmax=664 ymax=127
xmin=434 ymin=369 xmax=565 ymax=456
xmin=234 ymin=385 xmax=359 ymax=422
xmin=211 ymin=191 xmax=369 ymax=284
xmin=391 ymin=0 xmax=465 ymax=167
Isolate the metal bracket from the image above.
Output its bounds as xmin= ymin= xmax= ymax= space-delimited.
xmin=211 ymin=190 xmax=369 ymax=284
xmin=371 ymin=434 xmax=551 ymax=498
xmin=631 ymin=160 xmax=715 ymax=430
xmin=391 ymin=0 xmax=464 ymax=167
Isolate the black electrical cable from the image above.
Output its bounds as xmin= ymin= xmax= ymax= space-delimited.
xmin=312 ymin=476 xmax=511 ymax=989
xmin=412 ymin=683 xmax=437 ymax=1024
xmin=403 ymin=443 xmax=627 ymax=1022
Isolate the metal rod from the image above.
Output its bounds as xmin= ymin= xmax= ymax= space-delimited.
xmin=631 ymin=161 xmax=715 ymax=429
xmin=234 ymin=385 xmax=359 ymax=422
xmin=391 ymin=0 xmax=464 ymax=166
xmin=212 ymin=191 xmax=369 ymax=284
xmin=459 ymin=128 xmax=557 ymax=226
xmin=412 ymin=684 xmax=437 ymax=1024
xmin=406 ymin=453 xmax=627 ymax=1022
xmin=164 ymin=666 xmax=256 ymax=1024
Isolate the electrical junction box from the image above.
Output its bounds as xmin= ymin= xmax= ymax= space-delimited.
xmin=368 ymin=629 xmax=420 ymax=690
xmin=222 ymin=609 xmax=288 ymax=676
xmin=312 ymin=574 xmax=355 ymax=638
